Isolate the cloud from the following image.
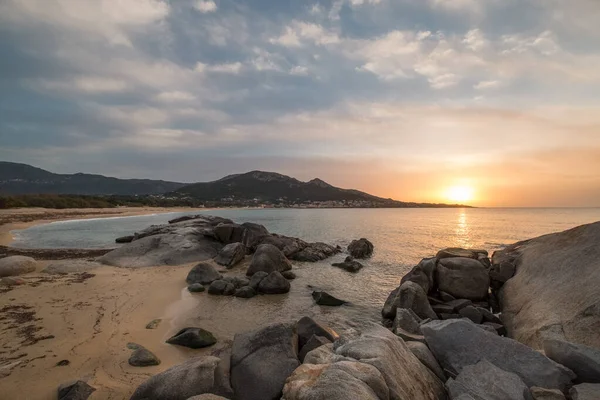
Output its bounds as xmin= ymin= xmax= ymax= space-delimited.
xmin=474 ymin=80 xmax=501 ymax=90
xmin=194 ymin=0 xmax=217 ymax=14
xmin=270 ymin=21 xmax=340 ymax=47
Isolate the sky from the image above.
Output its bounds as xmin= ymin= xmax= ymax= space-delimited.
xmin=1 ymin=0 xmax=599 ymax=207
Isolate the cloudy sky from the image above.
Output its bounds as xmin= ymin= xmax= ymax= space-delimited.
xmin=1 ymin=0 xmax=599 ymax=206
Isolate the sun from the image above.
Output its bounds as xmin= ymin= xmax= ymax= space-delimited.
xmin=445 ymin=185 xmax=475 ymax=203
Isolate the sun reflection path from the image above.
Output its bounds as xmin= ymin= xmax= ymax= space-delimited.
xmin=455 ymin=210 xmax=471 ymax=248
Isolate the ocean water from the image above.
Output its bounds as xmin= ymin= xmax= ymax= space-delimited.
xmin=10 ymin=208 xmax=600 ymax=327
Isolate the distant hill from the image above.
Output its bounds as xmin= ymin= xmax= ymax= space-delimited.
xmin=0 ymin=161 xmax=185 ymax=195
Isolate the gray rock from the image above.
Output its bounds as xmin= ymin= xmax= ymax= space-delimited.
xmin=458 ymin=306 xmax=483 ymax=324
xmin=129 ymin=347 xmax=161 ymax=367
xmin=406 ymin=341 xmax=445 ymax=381
xmin=214 ymin=242 xmax=246 ymax=268
xmin=543 ymin=339 xmax=600 ymax=383
xmin=382 ymin=285 xmax=402 ymax=319
xmin=432 ymin=304 xmax=455 ymax=315
xmin=312 ymin=291 xmax=346 ymax=306
xmin=439 ymin=291 xmax=456 ymax=302
xmin=421 ymin=319 xmax=575 ymax=391
xmin=331 ymin=256 xmax=364 ymax=273
xmin=483 ymin=322 xmax=507 ymax=336
xmin=130 ymin=356 xmax=233 ymax=400
xmin=282 ymin=361 xmax=387 ymax=400
xmin=395 ymin=327 xmax=427 ymax=344
xmin=477 ymin=307 xmax=503 ymax=324
xmin=186 ymin=395 xmax=230 ymax=400
xmin=297 ymin=316 xmax=338 ymax=349
xmin=186 ymin=263 xmax=222 ymax=285
xmin=281 ymin=270 xmax=296 ymax=280
xmin=437 ymin=248 xmax=487 ymax=260
xmin=530 ymin=387 xmax=566 ymax=400
xmin=299 ymin=335 xmax=332 ymax=362
xmin=396 ymin=281 xmax=438 ymax=320
xmin=248 ymin=271 xmax=268 ymax=290
xmin=445 ymin=299 xmax=473 ymax=312
xmin=0 ymin=256 xmax=36 ymax=277
xmin=569 ymin=383 xmax=600 ymax=400
xmin=246 ymin=244 xmax=292 ymax=276
xmin=446 ymin=359 xmax=533 ymax=400
xmin=291 ymin=242 xmax=339 ymax=262
xmin=214 ymin=223 xmax=246 ymax=243
xmin=0 ymin=276 xmax=25 ymax=286
xmin=347 ymin=238 xmax=374 ymax=259
xmin=302 ymin=343 xmax=343 ymax=365
xmin=401 ymin=257 xmax=437 ymax=293
xmin=42 ymin=261 xmax=99 ymax=274
xmin=392 ymin=308 xmax=423 ymax=335
xmin=188 ymin=283 xmax=205 ymax=293
xmin=230 ymin=323 xmax=300 ymax=400
xmin=223 ymin=283 xmax=235 ymax=296
xmin=58 ymin=380 xmax=95 ymax=400
xmin=436 ymin=257 xmax=490 ymax=300
xmin=257 ymin=271 xmax=291 ymax=294
xmin=208 ymin=280 xmax=228 ymax=295
xmin=231 ymin=276 xmax=250 ymax=288
xmin=477 ymin=324 xmax=499 ymax=335
xmin=489 ymin=261 xmax=516 ymax=288
xmin=440 ymin=313 xmax=461 ymax=320
xmin=166 ymin=327 xmax=217 ymax=349
xmin=115 ymin=235 xmax=134 ymax=243
xmin=234 ymin=286 xmax=256 ymax=298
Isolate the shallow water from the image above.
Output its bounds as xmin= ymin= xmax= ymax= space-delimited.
xmin=11 ymin=208 xmax=600 ymax=317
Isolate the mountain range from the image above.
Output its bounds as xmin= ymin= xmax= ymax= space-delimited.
xmin=0 ymin=161 xmax=464 ymax=207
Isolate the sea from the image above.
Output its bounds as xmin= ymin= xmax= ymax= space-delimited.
xmin=9 ymin=208 xmax=600 ymax=331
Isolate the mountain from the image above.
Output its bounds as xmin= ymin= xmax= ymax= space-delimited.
xmin=173 ymin=170 xmax=461 ymax=207
xmin=0 ymin=161 xmax=186 ymax=195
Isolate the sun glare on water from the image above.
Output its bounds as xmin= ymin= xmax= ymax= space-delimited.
xmin=445 ymin=186 xmax=475 ymax=203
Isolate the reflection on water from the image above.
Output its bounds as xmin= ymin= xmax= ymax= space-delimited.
xmin=455 ymin=211 xmax=471 ymax=249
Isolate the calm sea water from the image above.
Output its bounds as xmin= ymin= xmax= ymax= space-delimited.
xmin=10 ymin=208 xmax=600 ymax=326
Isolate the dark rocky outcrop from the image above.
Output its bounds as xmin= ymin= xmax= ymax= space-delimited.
xmin=214 ymin=242 xmax=246 ymax=268
xmin=166 ymin=327 xmax=217 ymax=349
xmin=130 ymin=356 xmax=233 ymax=400
xmin=246 ymin=244 xmax=292 ymax=276
xmin=312 ymin=291 xmax=346 ymax=306
xmin=421 ymin=319 xmax=575 ymax=391
xmin=347 ymin=238 xmax=374 ymax=259
xmin=257 ymin=271 xmax=291 ymax=294
xmin=436 ymin=257 xmax=490 ymax=300
xmin=331 ymin=256 xmax=364 ymax=273
xmin=543 ymin=339 xmax=600 ymax=383
xmin=230 ymin=323 xmax=299 ymax=400
xmin=58 ymin=380 xmax=95 ymax=400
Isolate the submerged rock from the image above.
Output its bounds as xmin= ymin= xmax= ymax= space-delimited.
xmin=347 ymin=238 xmax=374 ymax=259
xmin=186 ymin=262 xmax=222 ymax=285
xmin=291 ymin=242 xmax=339 ymax=262
xmin=214 ymin=242 xmax=246 ymax=268
xmin=129 ymin=346 xmax=161 ymax=367
xmin=166 ymin=327 xmax=217 ymax=349
xmin=312 ymin=291 xmax=346 ymax=306
xmin=331 ymin=256 xmax=364 ymax=273
xmin=0 ymin=256 xmax=37 ymax=277
xmin=246 ymin=244 xmax=292 ymax=276
xmin=436 ymin=257 xmax=490 ymax=301
xmin=115 ymin=235 xmax=134 ymax=243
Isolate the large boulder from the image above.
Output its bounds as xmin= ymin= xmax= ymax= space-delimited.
xmin=496 ymin=222 xmax=600 ymax=349
xmin=421 ymin=319 xmax=575 ymax=391
xmin=298 ymin=335 xmax=332 ymax=363
xmin=436 ymin=257 xmax=490 ymax=301
xmin=130 ymin=356 xmax=233 ymax=400
xmin=392 ymin=308 xmax=423 ymax=335
xmin=246 ymin=244 xmax=292 ymax=276
xmin=347 ymin=238 xmax=374 ymax=259
xmin=406 ymin=341 xmax=445 ymax=381
xmin=446 ymin=359 xmax=532 ymax=400
xmin=0 ymin=256 xmax=37 ymax=277
xmin=257 ymin=271 xmax=291 ymax=294
xmin=569 ymin=383 xmax=600 ymax=400
xmin=543 ymin=339 xmax=600 ymax=383
xmin=383 ymin=281 xmax=438 ymax=320
xmin=214 ymin=242 xmax=245 ymax=268
xmin=230 ymin=323 xmax=299 ymax=400
xmin=401 ymin=257 xmax=437 ymax=294
xmin=213 ymin=223 xmax=246 ymax=244
xmin=186 ymin=263 xmax=222 ymax=285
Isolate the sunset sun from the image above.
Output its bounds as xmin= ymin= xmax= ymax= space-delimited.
xmin=445 ymin=186 xmax=475 ymax=203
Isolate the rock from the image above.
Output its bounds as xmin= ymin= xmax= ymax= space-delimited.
xmin=392 ymin=308 xmax=423 ymax=335
xmin=347 ymin=238 xmax=374 ymax=259
xmin=299 ymin=335 xmax=331 ymax=362
xmin=397 ymin=281 xmax=438 ymax=320
xmin=302 ymin=343 xmax=342 ymax=365
xmin=530 ymin=387 xmax=566 ymax=400
xmin=421 ymin=319 xmax=575 ymax=391
xmin=331 ymin=256 xmax=364 ymax=273
xmin=56 ymin=359 xmax=70 ymax=366
xmin=436 ymin=248 xmax=487 ymax=260
xmin=477 ymin=307 xmax=503 ymax=324
xmin=432 ymin=304 xmax=455 ymax=315
xmin=58 ymin=380 xmax=95 ymax=400
xmin=129 ymin=347 xmax=161 ymax=367
xmin=436 ymin=257 xmax=490 ymax=300
xmin=223 ymin=283 xmax=235 ymax=296
xmin=166 ymin=327 xmax=217 ymax=349
xmin=231 ymin=276 xmax=250 ymax=288
xmin=214 ymin=242 xmax=245 ymax=268
xmin=291 ymin=242 xmax=339 ymax=262
xmin=543 ymin=339 xmax=600 ymax=383
xmin=186 ymin=263 xmax=222 ymax=285
xmin=208 ymin=280 xmax=228 ymax=295
xmin=496 ymin=222 xmax=600 ymax=349
xmin=458 ymin=306 xmax=483 ymax=324
xmin=230 ymin=323 xmax=300 ymax=400
xmin=489 ymin=261 xmax=517 ymax=288
xmin=249 ymin=271 xmax=268 ymax=290
xmin=406 ymin=341 xmax=445 ymax=381
xmin=297 ymin=317 xmax=338 ymax=349
xmin=382 ymin=285 xmax=402 ymax=319
xmin=334 ymin=323 xmax=446 ymax=399
xmin=257 ymin=271 xmax=291 ymax=294
xmin=312 ymin=291 xmax=346 ymax=306
xmin=127 ymin=342 xmax=142 ymax=350
xmin=115 ymin=235 xmax=134 ymax=243
xmin=439 ymin=291 xmax=456 ymax=302
xmin=130 ymin=356 xmax=233 ymax=400
xmin=188 ymin=283 xmax=205 ymax=293
xmin=0 ymin=256 xmax=36 ymax=277
xmin=234 ymin=286 xmax=256 ymax=298
xmin=187 ymin=395 xmax=230 ymax=400
xmin=444 ymin=299 xmax=473 ymax=312
xmin=146 ymin=319 xmax=161 ymax=329
xmin=0 ymin=276 xmax=26 ymax=286
xmin=401 ymin=257 xmax=437 ymax=293
xmin=246 ymin=244 xmax=292 ymax=276
xmin=281 ymin=270 xmax=296 ymax=280
xmin=42 ymin=261 xmax=99 ymax=274
xmin=440 ymin=313 xmax=461 ymax=320
xmin=483 ymin=322 xmax=507 ymax=336
xmin=282 ymin=361 xmax=387 ymax=400
xmin=478 ymin=324 xmax=499 ymax=335
xmin=395 ymin=327 xmax=427 ymax=344
xmin=569 ymin=383 xmax=600 ymax=400
xmin=446 ymin=359 xmax=532 ymax=400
